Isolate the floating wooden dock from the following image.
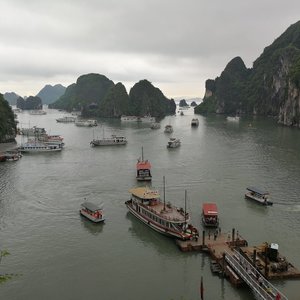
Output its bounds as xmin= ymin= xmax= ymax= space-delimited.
xmin=176 ymin=228 xmax=300 ymax=281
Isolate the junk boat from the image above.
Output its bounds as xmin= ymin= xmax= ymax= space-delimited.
xmin=125 ymin=179 xmax=199 ymax=241
xmin=136 ymin=147 xmax=152 ymax=181
xmin=245 ymin=186 xmax=273 ymax=206
xmin=164 ymin=125 xmax=173 ymax=133
xmin=90 ymin=135 xmax=127 ymax=146
xmin=167 ymin=137 xmax=181 ymax=148
xmin=80 ymin=201 xmax=105 ymax=223
xmin=202 ymin=203 xmax=219 ymax=227
xmin=191 ymin=118 xmax=199 ymax=127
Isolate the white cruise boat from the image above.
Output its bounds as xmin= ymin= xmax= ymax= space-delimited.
xmin=121 ymin=115 xmax=155 ymax=123
xmin=227 ymin=116 xmax=240 ymax=122
xmin=150 ymin=122 xmax=161 ymax=129
xmin=75 ymin=119 xmax=98 ymax=127
xmin=90 ymin=135 xmax=127 ymax=146
xmin=121 ymin=115 xmax=139 ymax=122
xmin=56 ymin=116 xmax=76 ymax=123
xmin=125 ymin=183 xmax=199 ymax=241
xmin=139 ymin=116 xmax=156 ymax=123
xmin=167 ymin=137 xmax=181 ymax=148
xmin=29 ymin=110 xmax=47 ymax=115
xmin=164 ymin=125 xmax=173 ymax=133
xmin=18 ymin=141 xmax=63 ymax=153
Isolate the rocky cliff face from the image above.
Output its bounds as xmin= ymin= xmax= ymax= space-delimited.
xmin=196 ymin=20 xmax=300 ymax=127
xmin=278 ymin=81 xmax=300 ymax=127
xmin=0 ymin=94 xmax=16 ymax=143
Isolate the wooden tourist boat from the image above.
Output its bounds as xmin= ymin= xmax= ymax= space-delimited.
xmin=191 ymin=118 xmax=199 ymax=127
xmin=136 ymin=147 xmax=152 ymax=181
xmin=245 ymin=186 xmax=273 ymax=206
xmin=80 ymin=201 xmax=105 ymax=223
xmin=202 ymin=203 xmax=219 ymax=227
xmin=167 ymin=137 xmax=181 ymax=148
xmin=125 ymin=179 xmax=199 ymax=241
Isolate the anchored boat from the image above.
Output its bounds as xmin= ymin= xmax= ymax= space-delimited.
xmin=202 ymin=203 xmax=219 ymax=227
xmin=167 ymin=137 xmax=181 ymax=148
xmin=125 ymin=178 xmax=199 ymax=240
xmin=136 ymin=147 xmax=152 ymax=181
xmin=80 ymin=201 xmax=105 ymax=223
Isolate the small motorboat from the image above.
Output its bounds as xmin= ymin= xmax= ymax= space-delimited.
xmin=80 ymin=201 xmax=105 ymax=223
xmin=245 ymin=187 xmax=273 ymax=206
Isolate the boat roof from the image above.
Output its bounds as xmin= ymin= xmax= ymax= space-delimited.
xmin=246 ymin=186 xmax=269 ymax=195
xmin=136 ymin=160 xmax=151 ymax=170
xmin=202 ymin=203 xmax=218 ymax=216
xmin=81 ymin=201 xmax=103 ymax=211
xmin=129 ymin=187 xmax=160 ymax=199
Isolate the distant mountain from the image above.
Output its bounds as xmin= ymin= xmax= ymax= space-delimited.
xmin=49 ymin=74 xmax=176 ymax=118
xmin=17 ymin=96 xmax=42 ymax=110
xmin=0 ymin=94 xmax=16 ymax=142
xmin=179 ymin=99 xmax=188 ymax=107
xmin=195 ymin=20 xmax=300 ymax=127
xmin=3 ymin=92 xmax=20 ymax=105
xmin=36 ymin=84 xmax=66 ymax=105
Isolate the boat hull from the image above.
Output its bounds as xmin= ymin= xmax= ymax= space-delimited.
xmin=90 ymin=141 xmax=127 ymax=146
xmin=245 ymin=193 xmax=273 ymax=206
xmin=80 ymin=210 xmax=105 ymax=223
xmin=125 ymin=200 xmax=192 ymax=240
xmin=136 ymin=176 xmax=152 ymax=181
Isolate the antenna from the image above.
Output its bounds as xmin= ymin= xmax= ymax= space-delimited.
xmin=163 ymin=176 xmax=166 ymax=211
xmin=184 ymin=190 xmax=187 ymax=231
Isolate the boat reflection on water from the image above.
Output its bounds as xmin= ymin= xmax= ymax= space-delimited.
xmin=126 ymin=212 xmax=179 ymax=255
xmin=80 ymin=215 xmax=105 ymax=236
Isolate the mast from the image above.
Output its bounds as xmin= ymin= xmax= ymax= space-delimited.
xmin=184 ymin=190 xmax=187 ymax=231
xmin=163 ymin=176 xmax=166 ymax=211
xmin=141 ymin=146 xmax=144 ymax=161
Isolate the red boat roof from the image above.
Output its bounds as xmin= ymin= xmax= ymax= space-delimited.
xmin=202 ymin=203 xmax=218 ymax=216
xmin=136 ymin=160 xmax=151 ymax=170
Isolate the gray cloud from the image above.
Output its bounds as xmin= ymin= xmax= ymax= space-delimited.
xmin=1 ymin=0 xmax=300 ymax=98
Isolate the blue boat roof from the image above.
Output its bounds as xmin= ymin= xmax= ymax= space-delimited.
xmin=246 ymin=186 xmax=269 ymax=195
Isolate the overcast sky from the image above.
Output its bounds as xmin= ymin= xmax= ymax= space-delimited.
xmin=0 ymin=0 xmax=300 ymax=99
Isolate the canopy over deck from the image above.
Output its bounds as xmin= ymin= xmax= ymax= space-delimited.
xmin=81 ymin=202 xmax=103 ymax=212
xmin=136 ymin=160 xmax=151 ymax=170
xmin=246 ymin=186 xmax=269 ymax=196
xmin=202 ymin=203 xmax=218 ymax=216
xmin=129 ymin=187 xmax=159 ymax=199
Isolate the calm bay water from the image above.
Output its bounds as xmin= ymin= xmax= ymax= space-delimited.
xmin=0 ymin=108 xmax=300 ymax=300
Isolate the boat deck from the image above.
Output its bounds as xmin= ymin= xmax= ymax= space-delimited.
xmin=142 ymin=201 xmax=187 ymax=222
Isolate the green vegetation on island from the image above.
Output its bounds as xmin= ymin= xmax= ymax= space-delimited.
xmin=195 ymin=20 xmax=300 ymax=127
xmin=49 ymin=75 xmax=176 ymax=118
xmin=0 ymin=94 xmax=16 ymax=143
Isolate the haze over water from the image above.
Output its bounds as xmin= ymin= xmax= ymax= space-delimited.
xmin=0 ymin=107 xmax=299 ymax=300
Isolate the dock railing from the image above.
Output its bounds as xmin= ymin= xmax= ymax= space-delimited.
xmin=225 ymin=250 xmax=288 ymax=300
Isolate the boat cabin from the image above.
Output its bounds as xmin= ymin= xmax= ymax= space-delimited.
xmin=136 ymin=159 xmax=152 ymax=181
xmin=245 ymin=186 xmax=273 ymax=206
xmin=202 ymin=203 xmax=219 ymax=227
